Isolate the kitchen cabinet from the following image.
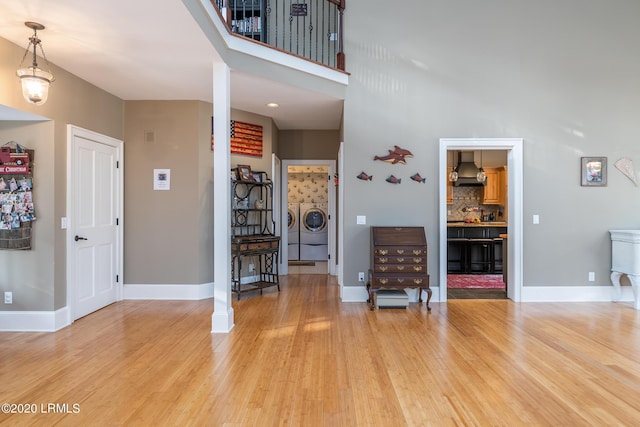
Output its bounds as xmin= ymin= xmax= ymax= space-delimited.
xmin=499 ymin=166 xmax=508 ymax=219
xmin=481 ymin=167 xmax=501 ymax=204
xmin=447 ymin=225 xmax=507 ymax=274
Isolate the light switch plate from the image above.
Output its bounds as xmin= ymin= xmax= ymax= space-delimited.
xmin=356 ymin=215 xmax=366 ymax=225
xmin=533 ymin=214 xmax=540 ymax=224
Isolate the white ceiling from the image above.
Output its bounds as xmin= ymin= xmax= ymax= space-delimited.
xmin=0 ymin=0 xmax=342 ymax=129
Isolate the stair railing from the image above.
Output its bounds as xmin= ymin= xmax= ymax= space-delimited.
xmin=213 ymin=0 xmax=346 ymax=71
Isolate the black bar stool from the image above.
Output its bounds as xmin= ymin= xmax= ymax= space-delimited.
xmin=468 ymin=238 xmax=494 ymax=273
xmin=447 ymin=238 xmax=469 ymax=273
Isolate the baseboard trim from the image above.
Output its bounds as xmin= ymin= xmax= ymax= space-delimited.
xmin=124 ymin=282 xmax=214 ymax=300
xmin=521 ymin=284 xmax=635 ymax=303
xmin=0 ymin=306 xmax=71 ymax=332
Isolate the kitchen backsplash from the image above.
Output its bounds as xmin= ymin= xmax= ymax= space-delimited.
xmin=448 ymin=186 xmax=504 ymax=221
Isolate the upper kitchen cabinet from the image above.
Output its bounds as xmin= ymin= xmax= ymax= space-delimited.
xmin=480 ymin=167 xmax=506 ymax=205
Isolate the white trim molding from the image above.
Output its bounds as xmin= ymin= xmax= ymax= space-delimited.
xmin=0 ymin=307 xmax=70 ymax=332
xmin=521 ymin=285 xmax=636 ymax=303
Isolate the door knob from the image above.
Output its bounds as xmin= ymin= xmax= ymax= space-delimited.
xmin=74 ymin=235 xmax=88 ymax=241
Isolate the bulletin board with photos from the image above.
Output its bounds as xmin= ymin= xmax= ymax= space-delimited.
xmin=0 ymin=145 xmax=36 ymax=250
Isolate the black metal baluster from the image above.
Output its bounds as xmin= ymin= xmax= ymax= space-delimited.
xmin=288 ymin=0 xmax=293 ymax=53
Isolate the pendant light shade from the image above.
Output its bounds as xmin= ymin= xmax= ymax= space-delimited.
xmin=448 ymin=151 xmax=459 ymax=182
xmin=16 ymin=22 xmax=55 ymax=106
xmin=476 ymin=150 xmax=487 ymax=182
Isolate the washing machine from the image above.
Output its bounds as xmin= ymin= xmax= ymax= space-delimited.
xmin=299 ymin=202 xmax=328 ymax=261
xmin=287 ymin=203 xmax=300 ymax=261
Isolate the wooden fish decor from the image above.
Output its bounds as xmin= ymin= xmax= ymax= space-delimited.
xmin=374 ymin=145 xmax=413 ymax=165
xmin=410 ymin=173 xmax=426 ymax=183
xmin=386 ymin=175 xmax=401 ymax=184
xmin=356 ymin=171 xmax=373 ymax=181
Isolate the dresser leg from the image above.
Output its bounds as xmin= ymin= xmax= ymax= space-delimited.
xmin=425 ymin=288 xmax=432 ymax=311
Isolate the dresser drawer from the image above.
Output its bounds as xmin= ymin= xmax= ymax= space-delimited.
xmin=374 ymin=247 xmax=426 ymax=257
xmin=371 ymin=276 xmax=429 ymax=288
xmin=373 ymin=264 xmax=426 ymax=274
xmin=373 ymin=255 xmax=426 ymax=265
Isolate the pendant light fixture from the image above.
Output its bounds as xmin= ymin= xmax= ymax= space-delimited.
xmin=448 ymin=150 xmax=459 ymax=182
xmin=476 ymin=150 xmax=487 ymax=182
xmin=16 ymin=22 xmax=55 ymax=106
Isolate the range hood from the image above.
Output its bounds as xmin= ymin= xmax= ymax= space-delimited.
xmin=452 ymin=152 xmax=486 ymax=186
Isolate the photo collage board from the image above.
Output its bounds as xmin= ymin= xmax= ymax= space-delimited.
xmin=0 ymin=147 xmax=35 ymax=249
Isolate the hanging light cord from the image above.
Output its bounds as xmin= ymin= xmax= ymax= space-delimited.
xmin=19 ymin=27 xmax=53 ymax=77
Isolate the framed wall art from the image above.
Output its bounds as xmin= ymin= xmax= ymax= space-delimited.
xmin=581 ymin=157 xmax=607 ymax=186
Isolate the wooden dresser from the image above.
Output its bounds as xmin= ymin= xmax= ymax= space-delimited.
xmin=368 ymin=226 xmax=431 ymax=310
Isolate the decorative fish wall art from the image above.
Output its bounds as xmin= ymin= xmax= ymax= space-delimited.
xmin=356 ymin=171 xmax=373 ymax=181
xmin=410 ymin=173 xmax=426 ymax=183
xmin=373 ymin=145 xmax=414 ymax=165
xmin=386 ymin=175 xmax=401 ymax=184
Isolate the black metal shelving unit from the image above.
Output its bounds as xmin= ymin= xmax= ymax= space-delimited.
xmin=230 ymin=170 xmax=279 ymax=299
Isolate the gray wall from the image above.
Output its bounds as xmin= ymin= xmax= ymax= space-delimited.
xmin=123 ymin=104 xmax=275 ymax=286
xmin=342 ymin=0 xmax=640 ymax=289
xmin=123 ymin=101 xmax=213 ymax=285
xmin=0 ymin=36 xmax=124 ymax=311
xmin=0 ymin=121 xmax=54 ymax=311
xmin=278 ymin=130 xmax=339 ymax=160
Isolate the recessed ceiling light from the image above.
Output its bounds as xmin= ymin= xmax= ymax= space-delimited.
xmin=266 ymin=102 xmax=279 ymax=108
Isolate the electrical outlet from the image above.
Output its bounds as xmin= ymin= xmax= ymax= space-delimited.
xmin=4 ymin=292 xmax=12 ymax=304
xmin=248 ymin=263 xmax=255 ymax=272
xmin=358 ymin=272 xmax=365 ymax=282
xmin=588 ymin=272 xmax=595 ymax=282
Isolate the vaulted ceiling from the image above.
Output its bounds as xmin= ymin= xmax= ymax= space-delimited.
xmin=0 ymin=0 xmax=343 ymax=129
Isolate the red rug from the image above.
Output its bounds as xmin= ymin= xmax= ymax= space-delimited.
xmin=447 ymin=274 xmax=505 ymax=289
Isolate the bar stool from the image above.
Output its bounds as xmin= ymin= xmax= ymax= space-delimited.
xmin=447 ymin=238 xmax=469 ymax=273
xmin=492 ymin=237 xmax=504 ymax=273
xmin=468 ymin=238 xmax=494 ymax=273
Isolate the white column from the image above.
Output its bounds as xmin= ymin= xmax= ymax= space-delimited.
xmin=212 ymin=61 xmax=234 ymax=333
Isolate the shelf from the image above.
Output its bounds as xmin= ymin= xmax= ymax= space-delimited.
xmin=231 ymin=170 xmax=279 ymax=299
xmin=231 ymin=280 xmax=279 ymax=296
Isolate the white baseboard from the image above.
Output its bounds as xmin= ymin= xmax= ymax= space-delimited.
xmin=0 ymin=306 xmax=70 ymax=332
xmin=124 ymin=282 xmax=214 ymax=300
xmin=340 ymin=284 xmax=369 ymax=302
xmin=2 ymin=285 xmax=633 ymax=332
xmin=521 ymin=284 xmax=636 ymax=303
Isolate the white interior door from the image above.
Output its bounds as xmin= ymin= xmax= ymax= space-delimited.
xmin=68 ymin=125 xmax=122 ymax=320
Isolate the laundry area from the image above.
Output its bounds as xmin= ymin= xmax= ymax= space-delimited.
xmin=287 ymin=165 xmax=329 ymax=264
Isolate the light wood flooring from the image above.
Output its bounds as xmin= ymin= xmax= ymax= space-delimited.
xmin=2 ymin=275 xmax=640 ymax=426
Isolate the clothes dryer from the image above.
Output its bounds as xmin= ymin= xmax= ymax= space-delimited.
xmin=287 ymin=203 xmax=300 ymax=261
xmin=300 ymin=202 xmax=328 ymax=260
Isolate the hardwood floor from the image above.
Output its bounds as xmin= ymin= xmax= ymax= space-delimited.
xmin=2 ymin=275 xmax=640 ymax=426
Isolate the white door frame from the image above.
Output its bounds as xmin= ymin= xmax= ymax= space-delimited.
xmin=66 ymin=125 xmax=124 ymax=321
xmin=280 ymin=159 xmax=337 ymax=276
xmin=439 ymin=138 xmax=523 ymax=303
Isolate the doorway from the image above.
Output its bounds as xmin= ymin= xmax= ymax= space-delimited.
xmin=439 ymin=138 xmax=523 ymax=303
xmin=446 ymin=149 xmax=508 ymax=299
xmin=280 ymin=159 xmax=336 ymax=276
xmin=66 ymin=125 xmax=123 ymax=320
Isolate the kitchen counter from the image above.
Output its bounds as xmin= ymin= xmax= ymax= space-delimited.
xmin=447 ymin=222 xmax=507 ymax=228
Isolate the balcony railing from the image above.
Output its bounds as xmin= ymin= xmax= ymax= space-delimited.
xmin=213 ymin=0 xmax=345 ymax=71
